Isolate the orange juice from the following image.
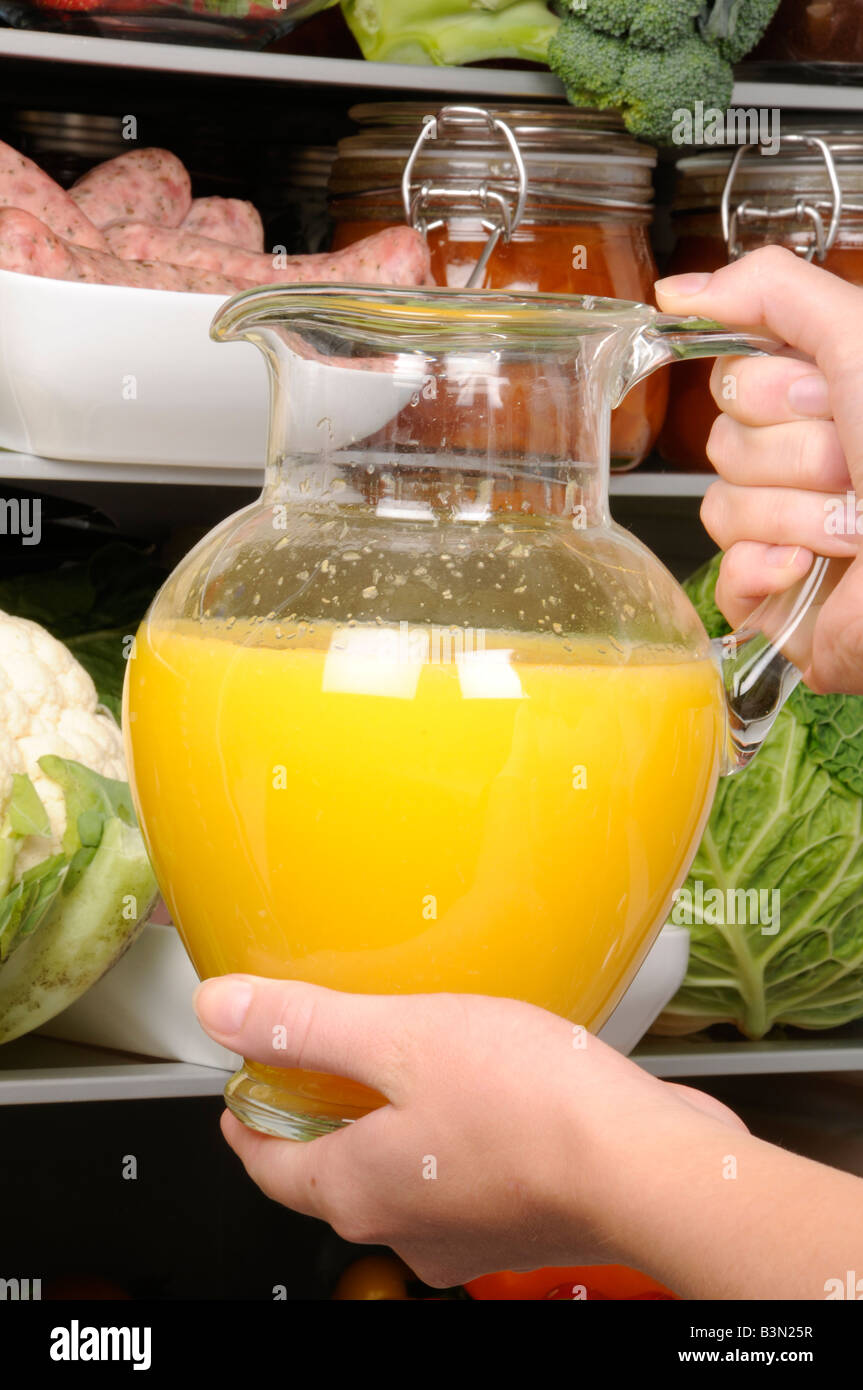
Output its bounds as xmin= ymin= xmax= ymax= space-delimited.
xmin=124 ymin=619 xmax=721 ymax=1124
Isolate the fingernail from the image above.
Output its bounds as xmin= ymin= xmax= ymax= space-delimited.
xmin=766 ymin=545 xmax=803 ymax=568
xmin=194 ymin=978 xmax=253 ymax=1035
xmin=654 ymin=272 xmax=713 ymax=297
xmin=787 ymin=373 xmax=831 ymax=417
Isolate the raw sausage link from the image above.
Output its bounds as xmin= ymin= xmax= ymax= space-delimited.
xmin=104 ymin=222 xmax=432 ymax=287
xmin=70 ymin=148 xmax=192 ymax=229
xmin=0 ymin=208 xmax=252 ymax=293
xmin=182 ymin=196 xmax=264 ymax=253
xmin=0 ymin=139 xmax=107 ymax=251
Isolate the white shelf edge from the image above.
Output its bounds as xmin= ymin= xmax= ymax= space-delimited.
xmin=610 ymin=472 xmax=711 ymax=498
xmin=634 ymin=1036 xmax=863 ymax=1078
xmin=0 ymin=33 xmax=860 ymax=109
xmin=0 ymin=451 xmax=711 ymax=496
xmin=0 ymin=450 xmax=263 ymax=487
xmin=0 ymin=28 xmax=564 ymax=95
xmin=0 ymin=1061 xmax=231 ymax=1104
xmin=732 ymin=79 xmax=863 ymax=112
xmin=2 ymin=1032 xmax=861 ymax=1106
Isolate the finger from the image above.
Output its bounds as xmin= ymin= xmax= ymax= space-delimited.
xmin=701 ymin=481 xmax=860 ymax=557
xmin=195 ymin=975 xmax=417 ymax=1101
xmin=714 ymin=542 xmax=816 ymax=629
xmin=656 ymin=247 xmax=863 ymax=487
xmin=656 ymin=246 xmax=863 ymax=374
xmin=219 ymin=1108 xmax=340 ymax=1221
xmin=709 ymin=355 xmax=832 ymax=427
xmin=707 ymin=416 xmax=851 ymax=492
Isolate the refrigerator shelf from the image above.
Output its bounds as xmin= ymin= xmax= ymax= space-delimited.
xmin=635 ymin=1025 xmax=863 ymax=1079
xmin=0 ymin=1035 xmax=228 ymax=1105
xmin=0 ymin=28 xmax=564 ymax=96
xmin=0 ymin=449 xmax=713 ymax=497
xmin=2 ymin=1027 xmax=862 ymax=1107
xmin=1 ymin=31 xmax=863 ymax=112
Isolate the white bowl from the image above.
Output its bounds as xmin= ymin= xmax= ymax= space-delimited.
xmin=0 ymin=270 xmax=423 ymax=468
xmin=598 ymin=924 xmax=691 ymax=1055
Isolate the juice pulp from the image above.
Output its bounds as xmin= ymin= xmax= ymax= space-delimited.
xmin=124 ymin=621 xmax=721 ymax=1119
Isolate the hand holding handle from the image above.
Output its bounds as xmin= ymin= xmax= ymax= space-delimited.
xmin=624 ymin=312 xmax=845 ymax=774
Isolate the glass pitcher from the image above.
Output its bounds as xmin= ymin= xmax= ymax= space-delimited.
xmin=123 ymin=287 xmax=838 ymax=1141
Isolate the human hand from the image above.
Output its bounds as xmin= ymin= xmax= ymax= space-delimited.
xmin=194 ymin=975 xmax=745 ymax=1288
xmin=656 ymin=245 xmax=863 ymax=694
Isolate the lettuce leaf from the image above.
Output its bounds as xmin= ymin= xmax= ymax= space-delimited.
xmin=658 ymin=553 xmax=863 ymax=1038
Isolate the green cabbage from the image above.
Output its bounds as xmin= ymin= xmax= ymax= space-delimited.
xmin=657 ymin=552 xmax=863 ymax=1039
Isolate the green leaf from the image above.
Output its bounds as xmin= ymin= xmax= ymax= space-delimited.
xmin=63 ymin=844 xmax=98 ymax=896
xmin=0 ymin=881 xmax=24 ymax=961
xmin=7 ymin=773 xmax=51 ymax=839
xmin=37 ymin=756 xmax=136 ymax=856
xmin=660 ymin=552 xmax=863 ymax=1038
xmin=788 ymin=686 xmax=863 ymax=799
xmin=0 ymin=855 xmax=67 ymax=961
xmin=0 ymin=837 xmax=16 ymax=898
xmin=15 ymin=857 xmax=68 ymax=940
xmin=77 ymin=808 xmax=106 ymax=849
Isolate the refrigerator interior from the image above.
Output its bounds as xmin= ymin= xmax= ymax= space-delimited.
xmin=1 ymin=29 xmax=863 ymax=1299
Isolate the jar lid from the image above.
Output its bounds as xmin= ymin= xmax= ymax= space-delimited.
xmin=329 ymin=102 xmax=656 ymax=217
xmin=674 ymin=130 xmax=863 ymax=210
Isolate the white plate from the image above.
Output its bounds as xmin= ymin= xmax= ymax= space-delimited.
xmin=0 ymin=270 xmax=423 ymax=468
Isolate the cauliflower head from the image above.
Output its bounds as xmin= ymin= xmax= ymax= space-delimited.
xmin=0 ymin=611 xmax=125 ymax=874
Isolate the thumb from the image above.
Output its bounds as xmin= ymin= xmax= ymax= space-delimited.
xmin=194 ymin=974 xmax=413 ymax=1102
xmin=655 ymin=245 xmax=863 ymax=489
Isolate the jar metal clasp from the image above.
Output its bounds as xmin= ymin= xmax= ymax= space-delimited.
xmin=721 ymin=134 xmax=843 ymax=264
xmin=401 ymin=104 xmax=528 ymax=289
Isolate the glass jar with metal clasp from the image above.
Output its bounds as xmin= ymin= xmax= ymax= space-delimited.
xmin=328 ymin=102 xmax=667 ymax=472
xmin=659 ymin=130 xmax=863 ymax=472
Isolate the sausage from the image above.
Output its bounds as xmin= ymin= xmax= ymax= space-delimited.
xmin=104 ymin=223 xmax=433 ymax=287
xmin=182 ymin=196 xmax=264 ymax=253
xmin=0 ymin=139 xmax=107 ymax=251
xmin=70 ymin=148 xmax=192 ymax=229
xmin=0 ymin=208 xmax=252 ymax=294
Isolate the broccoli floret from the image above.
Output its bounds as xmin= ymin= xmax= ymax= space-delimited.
xmin=340 ymin=0 xmax=561 ymax=66
xmin=548 ymin=20 xmax=628 ymax=110
xmin=549 ymin=7 xmax=740 ymax=147
xmin=557 ymin=0 xmax=638 ymax=38
xmin=699 ymin=0 xmax=783 ymax=64
xmin=630 ymin=0 xmax=705 ymax=51
xmin=621 ymin=35 xmax=734 ymax=147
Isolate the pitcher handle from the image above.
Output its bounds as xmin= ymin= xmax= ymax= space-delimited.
xmin=623 ymin=312 xmax=850 ymax=775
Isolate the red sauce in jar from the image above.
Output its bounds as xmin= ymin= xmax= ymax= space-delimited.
xmin=330 ymin=104 xmax=667 ymax=471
